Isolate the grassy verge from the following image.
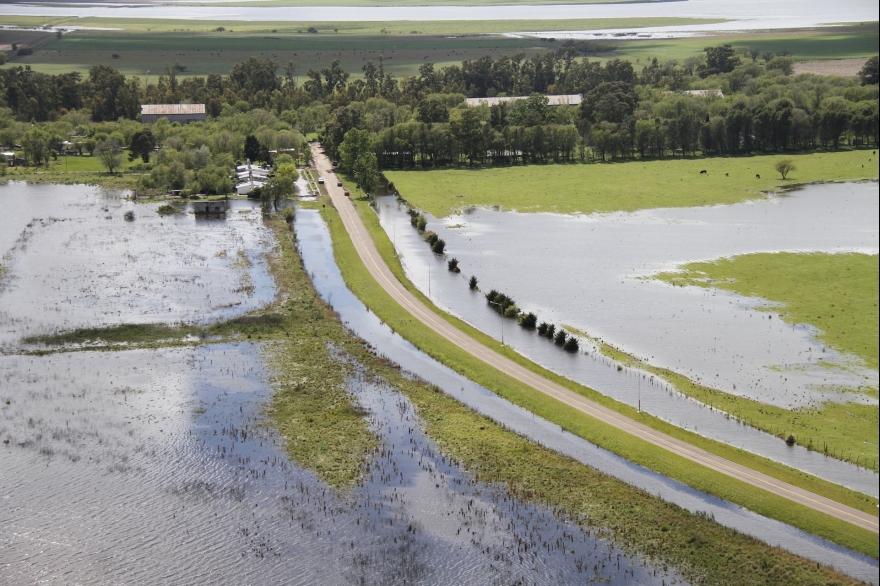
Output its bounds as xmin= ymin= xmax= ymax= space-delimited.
xmin=385 ymin=150 xmax=879 ymax=217
xmin=320 ymin=191 xmax=879 ymax=557
xmin=568 ymin=325 xmax=878 ymax=471
xmin=2 ymin=156 xmax=142 ymax=190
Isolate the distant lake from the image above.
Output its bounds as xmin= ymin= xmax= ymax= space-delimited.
xmin=0 ymin=0 xmax=875 ymax=33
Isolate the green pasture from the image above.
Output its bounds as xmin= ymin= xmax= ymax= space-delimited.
xmin=316 ymin=184 xmax=879 ymax=557
xmin=658 ymin=252 xmax=879 ymax=371
xmin=386 ymin=150 xmax=880 ymax=218
xmin=611 ymin=25 xmax=879 ymax=63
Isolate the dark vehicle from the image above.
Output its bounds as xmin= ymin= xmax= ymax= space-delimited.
xmin=344 ymin=190 xmax=350 ymax=196
xmin=337 ymin=181 xmax=343 ymax=187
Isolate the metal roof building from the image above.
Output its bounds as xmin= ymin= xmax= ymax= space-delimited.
xmin=141 ymin=104 xmax=206 ymax=124
xmin=464 ymin=94 xmax=583 ymax=107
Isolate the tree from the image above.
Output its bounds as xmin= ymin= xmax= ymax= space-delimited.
xmin=766 ymin=56 xmax=794 ymax=76
xmin=96 ymin=138 xmax=123 ymax=174
xmin=774 ymin=159 xmax=796 ymax=179
xmin=858 ymin=56 xmax=879 ymax=86
xmin=21 ymin=127 xmax=52 ymax=166
xmin=416 ymin=99 xmax=449 ymax=124
xmin=338 ymin=128 xmax=372 ymax=173
xmin=244 ymin=135 xmax=261 ymax=163
xmin=261 ymin=163 xmax=299 ymax=210
xmin=748 ymin=47 xmax=760 ymax=62
xmin=701 ymin=45 xmax=739 ymax=77
xmin=128 ymin=129 xmax=156 ymax=163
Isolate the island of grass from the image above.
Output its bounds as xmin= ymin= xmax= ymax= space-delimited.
xmin=385 ymin=150 xmax=879 ymax=217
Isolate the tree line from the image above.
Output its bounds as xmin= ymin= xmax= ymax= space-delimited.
xmin=0 ymin=48 xmax=876 ymax=191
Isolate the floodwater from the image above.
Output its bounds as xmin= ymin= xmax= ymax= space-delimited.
xmin=294 ymin=209 xmax=879 ymax=583
xmin=0 ymin=183 xmax=275 ymax=348
xmin=1 ymin=0 xmax=875 ymax=33
xmin=373 ymin=183 xmax=880 ymax=495
xmin=0 ymin=344 xmax=681 ymax=585
xmin=0 ymin=182 xmax=678 ymax=584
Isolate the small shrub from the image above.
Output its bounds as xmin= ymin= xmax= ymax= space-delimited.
xmin=564 ymin=336 xmax=580 ymax=352
xmin=282 ymin=206 xmax=295 ymax=222
xmin=17 ymin=47 xmax=34 ymax=56
xmin=431 ymin=239 xmax=445 ymax=254
xmin=537 ymin=321 xmax=549 ymax=336
xmin=468 ymin=275 xmax=478 ymax=290
xmin=545 ymin=324 xmax=556 ymax=338
xmin=518 ymin=312 xmax=537 ymax=329
xmin=416 ymin=215 xmax=427 ymax=231
xmin=307 ymin=26 xmax=318 ymax=33
xmin=424 ymin=230 xmax=438 ymax=245
xmin=123 ymin=210 xmax=135 ymax=221
xmin=111 ymin=53 xmax=120 ymax=59
xmin=447 ymin=258 xmax=459 ymax=272
xmin=554 ymin=329 xmax=568 ymax=345
xmin=157 ymin=204 xmax=177 ymax=215
xmin=503 ymin=304 xmax=519 ymax=318
xmin=785 ymin=434 xmax=796 ymax=446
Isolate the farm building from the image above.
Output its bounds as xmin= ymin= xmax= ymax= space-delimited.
xmin=464 ymin=94 xmax=582 ymax=107
xmin=192 ymin=200 xmax=228 ymax=214
xmin=141 ymin=104 xmax=206 ymax=124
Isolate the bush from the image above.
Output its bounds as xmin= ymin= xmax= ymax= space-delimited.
xmin=537 ymin=321 xmax=549 ymax=336
xmin=785 ymin=434 xmax=796 ymax=446
xmin=518 ymin=312 xmax=537 ymax=328
xmin=282 ymin=206 xmax=295 ymax=222
xmin=424 ymin=230 xmax=438 ymax=245
xmin=503 ymin=304 xmax=520 ymax=318
xmin=554 ymin=329 xmax=568 ymax=345
xmin=157 ymin=204 xmax=177 ymax=215
xmin=17 ymin=47 xmax=34 ymax=56
xmin=545 ymin=324 xmax=556 ymax=339
xmin=307 ymin=26 xmax=318 ymax=33
xmin=485 ymin=289 xmax=499 ymax=303
xmin=431 ymin=239 xmax=446 ymax=254
xmin=447 ymin=258 xmax=460 ymax=272
xmin=564 ymin=336 xmax=580 ymax=352
xmin=468 ymin=275 xmax=478 ymax=290
xmin=123 ymin=210 xmax=135 ymax=222
xmin=416 ymin=215 xmax=427 ymax=231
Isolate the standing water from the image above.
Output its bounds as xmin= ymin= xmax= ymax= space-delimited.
xmin=372 ymin=183 xmax=879 ymax=495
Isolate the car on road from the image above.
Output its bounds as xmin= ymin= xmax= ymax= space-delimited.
xmin=344 ymin=190 xmax=350 ymax=196
xmin=317 ymin=177 xmax=324 ymax=184
xmin=337 ymin=181 xmax=343 ymax=187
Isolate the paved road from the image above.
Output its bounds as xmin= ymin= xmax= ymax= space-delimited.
xmin=312 ymin=148 xmax=879 ymax=534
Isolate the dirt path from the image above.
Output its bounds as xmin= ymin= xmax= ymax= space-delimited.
xmin=313 ymin=147 xmax=879 ymax=534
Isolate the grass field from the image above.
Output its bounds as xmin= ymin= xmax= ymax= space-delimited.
xmin=386 ymin=150 xmax=880 ymax=217
xmin=318 ymin=185 xmax=879 ymax=557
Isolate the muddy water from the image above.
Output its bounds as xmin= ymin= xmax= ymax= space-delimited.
xmin=373 ymin=183 xmax=879 ymax=494
xmin=294 ymin=209 xmax=879 ymax=582
xmin=0 ymin=183 xmax=275 ymax=348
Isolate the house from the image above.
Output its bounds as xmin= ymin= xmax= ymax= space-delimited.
xmin=682 ymin=89 xmax=724 ymax=99
xmin=464 ymin=94 xmax=583 ymax=107
xmin=192 ymin=200 xmax=228 ymax=214
xmin=140 ymin=104 xmax=206 ymax=124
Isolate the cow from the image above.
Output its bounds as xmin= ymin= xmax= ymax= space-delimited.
xmin=725 ymin=172 xmax=729 ymax=177
xmin=699 ymin=170 xmax=707 ymax=175
xmin=755 ymin=174 xmax=760 ymax=179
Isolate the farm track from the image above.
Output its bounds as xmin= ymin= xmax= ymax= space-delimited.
xmin=313 ymin=146 xmax=879 ymax=534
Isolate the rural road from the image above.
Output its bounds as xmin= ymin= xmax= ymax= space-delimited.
xmin=312 ymin=147 xmax=879 ymax=534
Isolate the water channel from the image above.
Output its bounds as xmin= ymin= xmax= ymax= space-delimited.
xmin=373 ymin=182 xmax=879 ymax=495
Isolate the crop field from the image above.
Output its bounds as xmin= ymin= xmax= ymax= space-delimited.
xmin=385 ymin=150 xmax=880 ymax=218
xmin=2 ymin=17 xmax=874 ymax=78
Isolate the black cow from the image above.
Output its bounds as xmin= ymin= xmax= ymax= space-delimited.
xmin=699 ymin=170 xmax=707 ymax=174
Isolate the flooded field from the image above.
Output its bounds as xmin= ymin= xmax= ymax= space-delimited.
xmin=295 ymin=209 xmax=879 ymax=582
xmin=0 ymin=183 xmax=275 ymax=349
xmin=0 ymin=183 xmax=678 ymax=584
xmin=375 ymin=183 xmax=879 ymax=493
